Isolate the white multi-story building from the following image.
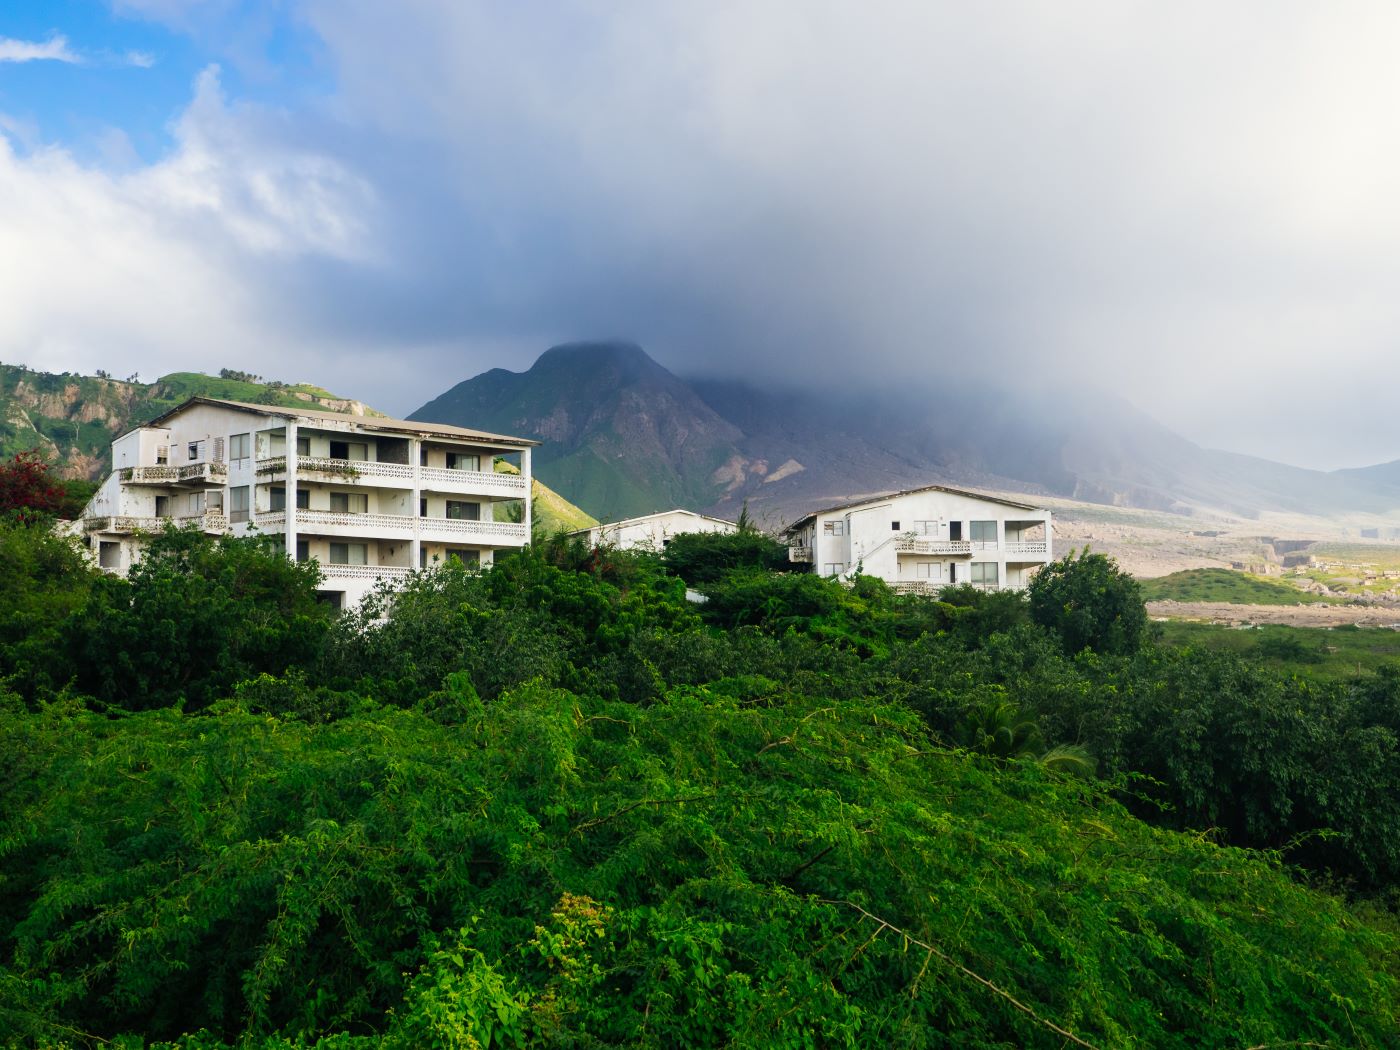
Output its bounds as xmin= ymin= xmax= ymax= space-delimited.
xmin=784 ymin=484 xmax=1052 ymax=593
xmin=571 ymin=508 xmax=738 ymax=551
xmin=81 ymin=397 xmax=538 ymax=608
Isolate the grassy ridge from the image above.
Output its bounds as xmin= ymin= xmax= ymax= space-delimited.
xmin=1157 ymin=620 xmax=1400 ymax=681
xmin=1140 ymin=567 xmax=1336 ymax=605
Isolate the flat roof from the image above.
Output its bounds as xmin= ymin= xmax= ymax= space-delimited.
xmin=569 ymin=508 xmax=738 ymax=536
xmin=140 ymin=396 xmax=540 ymax=447
xmin=785 ymin=483 xmax=1046 ymax=532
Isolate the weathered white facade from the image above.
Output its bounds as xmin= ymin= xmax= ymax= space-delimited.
xmin=572 ymin=508 xmax=738 ymax=551
xmin=81 ymin=397 xmax=538 ymax=608
xmin=784 ymin=485 xmax=1052 ymax=593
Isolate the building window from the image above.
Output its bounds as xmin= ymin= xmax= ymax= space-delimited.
xmin=420 ymin=548 xmax=429 ymax=568
xmin=229 ymin=486 xmax=250 ymax=523
xmin=446 ymin=452 xmax=480 ymax=471
xmin=270 ymin=487 xmax=286 ymax=512
xmin=916 ymin=562 xmax=942 ymax=580
xmin=420 ymin=498 xmax=428 ymax=517
xmin=188 ymin=492 xmax=205 ymax=515
xmin=446 ymin=548 xmax=480 ymax=566
xmin=188 ymin=440 xmax=203 ymax=461
xmin=329 ymin=492 xmax=369 ymax=514
xmin=99 ymin=541 xmax=121 ymax=569
xmin=329 ymin=440 xmax=368 ymax=461
xmin=971 ymin=562 xmax=999 ymax=586
xmin=229 ymin=432 xmax=250 ymax=467
xmin=823 ymin=520 xmax=845 ymax=536
xmin=207 ymin=491 xmax=223 ymax=511
xmin=913 ymin=520 xmax=939 ymax=535
xmin=891 ymin=521 xmax=900 ymax=531
xmin=420 ymin=447 xmax=429 ymax=466
xmin=296 ymin=435 xmax=311 ymax=456
xmin=970 ymin=521 xmax=998 ymax=545
xmin=297 ymin=488 xmax=309 ymax=509
xmin=446 ymin=500 xmax=481 ymax=521
xmin=329 ymin=542 xmax=368 ymax=565
xmin=823 ymin=562 xmax=846 ymax=576
xmin=296 ymin=540 xmax=309 ymax=562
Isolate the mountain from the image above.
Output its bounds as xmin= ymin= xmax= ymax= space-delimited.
xmin=0 ymin=363 xmax=597 ymax=533
xmin=412 ymin=342 xmax=745 ymax=519
xmin=411 ymin=341 xmax=1400 ymax=526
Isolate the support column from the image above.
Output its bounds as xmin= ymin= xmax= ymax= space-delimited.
xmin=285 ymin=421 xmax=298 ymax=563
xmin=522 ymin=446 xmax=533 ymax=542
xmin=409 ymin=437 xmax=422 ymax=570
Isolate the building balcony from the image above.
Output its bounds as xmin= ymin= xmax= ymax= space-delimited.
xmin=1004 ymin=541 xmax=1049 ymax=559
xmin=118 ymin=462 xmax=227 ymax=487
xmin=788 ymin=545 xmax=814 ymax=563
xmin=255 ymin=510 xmax=528 ymax=545
xmin=419 ymin=466 xmax=527 ymax=496
xmin=84 ymin=511 xmax=228 ymax=535
xmin=894 ymin=538 xmax=973 ymax=556
xmin=254 ymin=457 xmax=527 ymax=496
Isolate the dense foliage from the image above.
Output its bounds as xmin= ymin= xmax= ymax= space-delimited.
xmin=3 ymin=523 xmax=1400 ymax=1046
xmin=0 ymin=450 xmax=66 ymax=522
xmin=1028 ymin=548 xmax=1148 ymax=655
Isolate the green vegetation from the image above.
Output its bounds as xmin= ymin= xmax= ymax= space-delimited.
xmin=1029 ymin=548 xmax=1147 ymax=654
xmin=3 ymin=528 xmax=1400 ymax=1046
xmin=1158 ymin=620 xmax=1400 ymax=681
xmin=1140 ymin=566 xmax=1332 ymax=605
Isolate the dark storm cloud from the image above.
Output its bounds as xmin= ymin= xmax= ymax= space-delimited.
xmin=8 ymin=2 xmax=1400 ymax=468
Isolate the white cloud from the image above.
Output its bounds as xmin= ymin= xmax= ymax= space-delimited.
xmin=124 ymin=50 xmax=156 ymax=68
xmin=10 ymin=2 xmax=1400 ymax=468
xmin=0 ymin=65 xmax=376 ymax=391
xmin=0 ymin=35 xmax=80 ymax=64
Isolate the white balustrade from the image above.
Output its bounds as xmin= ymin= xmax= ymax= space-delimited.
xmin=894 ymin=539 xmax=973 ymax=555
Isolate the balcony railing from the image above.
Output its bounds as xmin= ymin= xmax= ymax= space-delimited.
xmin=253 ymin=457 xmax=527 ymax=494
xmin=118 ymin=462 xmax=227 ymax=486
xmin=894 ymin=539 xmax=973 ymax=556
xmin=83 ymin=511 xmax=227 ymax=534
xmin=420 ymin=466 xmax=527 ymax=494
xmin=788 ymin=545 xmax=814 ymax=563
xmin=892 ymin=580 xmax=942 ymax=595
xmin=1004 ymin=541 xmax=1049 ymax=558
xmin=254 ymin=510 xmax=528 ymax=543
xmin=318 ymin=564 xmax=414 ymax=581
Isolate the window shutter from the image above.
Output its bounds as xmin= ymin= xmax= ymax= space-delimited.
xmin=213 ymin=437 xmax=225 ymax=463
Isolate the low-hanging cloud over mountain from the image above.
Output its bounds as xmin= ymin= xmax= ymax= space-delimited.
xmin=5 ymin=1 xmax=1400 ymax=469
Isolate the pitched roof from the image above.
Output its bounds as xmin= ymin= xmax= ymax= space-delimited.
xmin=141 ymin=396 xmax=540 ymax=447
xmin=784 ymin=483 xmax=1045 ymax=532
xmin=568 ymin=508 xmax=738 ymax=536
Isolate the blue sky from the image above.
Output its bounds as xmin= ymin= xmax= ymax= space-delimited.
xmin=0 ymin=1 xmax=326 ymax=162
xmin=3 ymin=2 xmax=1400 ymax=469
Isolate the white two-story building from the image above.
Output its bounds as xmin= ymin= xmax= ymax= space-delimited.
xmin=784 ymin=484 xmax=1052 ymax=593
xmin=81 ymin=397 xmax=538 ymax=608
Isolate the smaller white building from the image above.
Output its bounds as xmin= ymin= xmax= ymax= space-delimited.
xmin=572 ymin=509 xmax=738 ymax=551
xmin=784 ymin=484 xmax=1052 ymax=593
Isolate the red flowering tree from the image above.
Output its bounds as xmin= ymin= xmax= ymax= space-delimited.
xmin=0 ymin=450 xmax=66 ymax=523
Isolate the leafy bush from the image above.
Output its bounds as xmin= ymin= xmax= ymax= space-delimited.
xmin=66 ymin=526 xmax=332 ymax=711
xmin=1028 ymin=548 xmax=1148 ymax=655
xmin=3 ymin=688 xmax=1397 ymax=1047
xmin=661 ymin=528 xmax=790 ymax=584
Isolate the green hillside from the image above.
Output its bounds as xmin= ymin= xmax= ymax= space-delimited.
xmin=0 ymin=364 xmax=378 ymax=480
xmin=1140 ymin=567 xmax=1338 ymax=605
